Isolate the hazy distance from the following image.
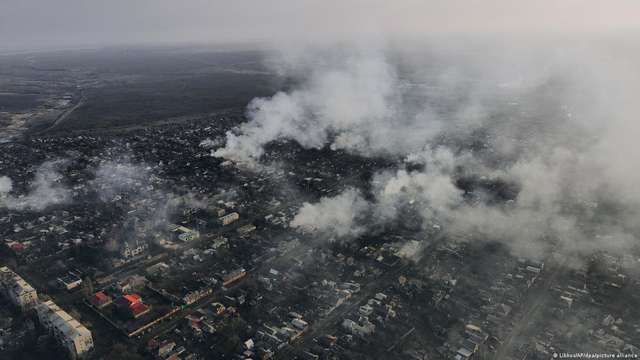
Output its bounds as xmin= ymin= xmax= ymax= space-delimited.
xmin=2 ymin=0 xmax=640 ymax=52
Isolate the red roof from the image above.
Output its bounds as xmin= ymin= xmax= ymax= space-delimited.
xmin=90 ymin=291 xmax=112 ymax=307
xmin=123 ymin=294 xmax=141 ymax=304
xmin=94 ymin=291 xmax=109 ymax=302
xmin=130 ymin=302 xmax=149 ymax=316
xmin=10 ymin=242 xmax=25 ymax=250
xmin=116 ymin=293 xmax=142 ymax=309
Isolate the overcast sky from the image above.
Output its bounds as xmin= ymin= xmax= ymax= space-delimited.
xmin=2 ymin=0 xmax=640 ymax=51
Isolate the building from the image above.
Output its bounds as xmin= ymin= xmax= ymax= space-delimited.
xmin=146 ymin=262 xmax=170 ymax=277
xmin=219 ymin=212 xmax=240 ymax=226
xmin=342 ymin=318 xmax=375 ymax=337
xmin=0 ymin=266 xmax=38 ymax=311
xmin=35 ymin=300 xmax=94 ymax=359
xmin=174 ymin=226 xmax=200 ymax=242
xmin=115 ymin=293 xmax=151 ymax=318
xmin=121 ymin=238 xmax=148 ymax=259
xmin=116 ymin=275 xmax=148 ymax=293
xmin=57 ymin=273 xmax=83 ymax=291
xmin=291 ymin=318 xmax=308 ymax=331
xmin=222 ymin=268 xmax=246 ymax=287
xmin=182 ymin=287 xmax=212 ymax=305
xmin=158 ymin=341 xmax=176 ymax=358
xmin=89 ymin=291 xmax=112 ymax=309
xmin=211 ymin=237 xmax=228 ymax=250
xmin=464 ymin=324 xmax=488 ymax=344
xmin=455 ymin=347 xmax=474 ymax=360
xmin=237 ymin=224 xmax=256 ymax=236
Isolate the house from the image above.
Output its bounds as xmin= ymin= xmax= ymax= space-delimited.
xmin=342 ymin=318 xmax=375 ymax=337
xmin=237 ymin=224 xmax=256 ymax=236
xmin=223 ymin=269 xmax=246 ymax=287
xmin=89 ymin=291 xmax=112 ymax=308
xmin=456 ymin=347 xmax=474 ymax=360
xmin=121 ymin=238 xmax=148 ymax=259
xmin=219 ymin=212 xmax=240 ymax=226
xmin=465 ymin=324 xmax=488 ymax=344
xmin=115 ymin=294 xmax=150 ymax=318
xmin=58 ymin=273 xmax=83 ymax=291
xmin=170 ymin=225 xmax=200 ymax=242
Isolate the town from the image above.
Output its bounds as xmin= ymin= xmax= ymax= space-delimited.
xmin=1 ymin=112 xmax=639 ymax=360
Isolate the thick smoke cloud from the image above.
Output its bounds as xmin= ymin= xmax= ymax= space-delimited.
xmin=0 ymin=160 xmax=71 ymax=211
xmin=214 ymin=51 xmax=406 ymax=165
xmin=214 ymin=47 xmax=484 ymax=165
xmin=217 ymin=40 xmax=640 ymax=261
xmin=290 ymin=188 xmax=369 ymax=240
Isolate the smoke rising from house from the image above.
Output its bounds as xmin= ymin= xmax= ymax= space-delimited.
xmin=213 ymin=49 xmax=427 ymax=165
xmin=0 ymin=176 xmax=12 ymax=194
xmin=90 ymin=159 xmax=209 ymax=237
xmin=290 ymin=188 xmax=369 ymax=241
xmin=90 ymin=160 xmax=154 ymax=202
xmin=0 ymin=160 xmax=71 ymax=211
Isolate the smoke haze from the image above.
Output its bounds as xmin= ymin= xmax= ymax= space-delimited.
xmin=0 ymin=160 xmax=71 ymax=211
xmin=3 ymin=1 xmax=639 ymax=262
xmin=0 ymin=176 xmax=12 ymax=194
xmin=290 ymin=188 xmax=369 ymax=240
xmin=90 ymin=158 xmax=209 ymax=234
xmin=214 ymin=38 xmax=640 ymax=261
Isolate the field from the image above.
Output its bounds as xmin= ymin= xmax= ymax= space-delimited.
xmin=0 ymin=46 xmax=283 ymax=136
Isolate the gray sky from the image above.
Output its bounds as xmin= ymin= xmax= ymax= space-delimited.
xmin=2 ymin=0 xmax=640 ymax=51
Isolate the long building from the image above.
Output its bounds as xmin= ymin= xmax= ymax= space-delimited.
xmin=219 ymin=212 xmax=240 ymax=226
xmin=35 ymin=300 xmax=94 ymax=359
xmin=0 ymin=266 xmax=38 ymax=310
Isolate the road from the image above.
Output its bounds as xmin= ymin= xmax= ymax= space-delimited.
xmin=299 ymin=262 xmax=410 ymax=346
xmin=494 ymin=260 xmax=563 ymax=360
xmin=39 ymin=91 xmax=85 ymax=133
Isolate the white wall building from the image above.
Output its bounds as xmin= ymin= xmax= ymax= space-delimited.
xmin=219 ymin=212 xmax=240 ymax=226
xmin=0 ymin=266 xmax=38 ymax=310
xmin=35 ymin=300 xmax=94 ymax=359
xmin=121 ymin=238 xmax=148 ymax=259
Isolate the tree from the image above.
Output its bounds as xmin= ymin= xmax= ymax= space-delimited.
xmin=106 ymin=343 xmax=144 ymax=360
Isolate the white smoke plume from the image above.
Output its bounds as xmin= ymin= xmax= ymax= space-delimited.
xmin=217 ymin=39 xmax=640 ymax=261
xmin=294 ymin=141 xmax=640 ymax=260
xmin=90 ymin=160 xmax=153 ymax=202
xmin=372 ymin=148 xmax=464 ymax=222
xmin=0 ymin=176 xmax=12 ymax=194
xmin=0 ymin=160 xmax=71 ymax=211
xmin=90 ymin=159 xmax=209 ymax=231
xmin=290 ymin=188 xmax=369 ymax=240
xmin=213 ymin=49 xmax=442 ymax=166
xmin=199 ymin=137 xmax=222 ymax=149
xmin=397 ymin=240 xmax=424 ymax=262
